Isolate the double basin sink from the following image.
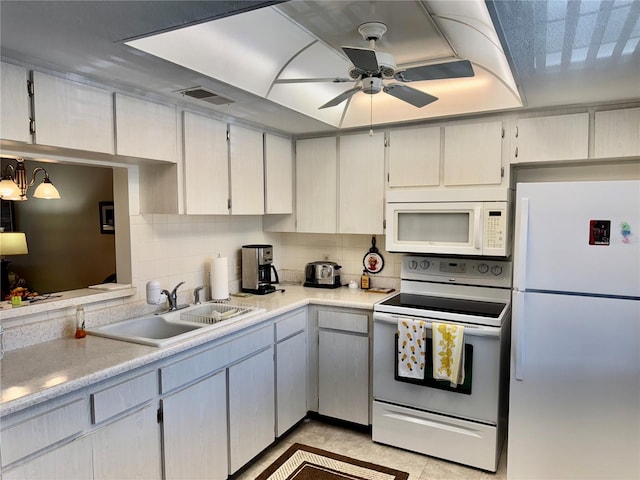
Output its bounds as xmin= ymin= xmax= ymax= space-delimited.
xmin=87 ymin=303 xmax=265 ymax=347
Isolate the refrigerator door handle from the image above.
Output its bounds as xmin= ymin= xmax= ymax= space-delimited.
xmin=513 ymin=293 xmax=525 ymax=380
xmin=514 ymin=198 xmax=530 ymax=290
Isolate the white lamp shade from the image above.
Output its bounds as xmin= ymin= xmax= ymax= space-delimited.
xmin=0 ymin=178 xmax=22 ymax=200
xmin=0 ymin=232 xmax=29 ymax=255
xmin=33 ymin=179 xmax=61 ymax=199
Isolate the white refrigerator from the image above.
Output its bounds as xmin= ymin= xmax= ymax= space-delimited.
xmin=508 ymin=180 xmax=640 ymax=480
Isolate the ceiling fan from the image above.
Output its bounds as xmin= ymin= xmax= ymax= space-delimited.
xmin=275 ymin=22 xmax=474 ymax=110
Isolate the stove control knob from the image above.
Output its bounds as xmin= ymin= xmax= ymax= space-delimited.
xmin=491 ymin=265 xmax=503 ymax=276
xmin=408 ymin=260 xmax=419 ymax=270
xmin=419 ymin=260 xmax=431 ymax=270
xmin=477 ymin=263 xmax=489 ymax=274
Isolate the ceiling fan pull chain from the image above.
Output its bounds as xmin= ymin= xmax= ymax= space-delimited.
xmin=369 ymin=93 xmax=373 ymax=136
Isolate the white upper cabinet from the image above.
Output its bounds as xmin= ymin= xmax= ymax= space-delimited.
xmin=264 ymin=133 xmax=293 ymax=214
xmin=296 ymin=137 xmax=338 ymax=233
xmin=32 ymin=71 xmax=114 ymax=153
xmin=339 ymin=131 xmax=385 ymax=234
xmin=183 ymin=111 xmax=229 ymax=215
xmin=388 ymin=126 xmax=440 ymax=188
xmin=594 ymin=107 xmax=640 ymax=159
xmin=0 ymin=62 xmax=30 ymax=143
xmin=115 ymin=93 xmax=177 ymax=163
xmin=444 ymin=120 xmax=504 ymax=186
xmin=513 ymin=113 xmax=589 ymax=164
xmin=229 ymin=124 xmax=264 ymax=215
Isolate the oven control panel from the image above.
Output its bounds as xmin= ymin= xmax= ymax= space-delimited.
xmin=402 ymin=255 xmax=512 ymax=288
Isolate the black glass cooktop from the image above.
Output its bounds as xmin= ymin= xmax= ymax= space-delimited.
xmin=379 ymin=293 xmax=506 ymax=318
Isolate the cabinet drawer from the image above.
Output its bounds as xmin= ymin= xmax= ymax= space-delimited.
xmin=318 ymin=310 xmax=368 ymax=334
xmin=372 ymin=400 xmax=498 ymax=471
xmin=160 ymin=324 xmax=272 ymax=393
xmin=91 ymin=370 xmax=157 ymax=424
xmin=275 ymin=309 xmax=306 ymax=341
xmin=1 ymin=398 xmax=85 ymax=467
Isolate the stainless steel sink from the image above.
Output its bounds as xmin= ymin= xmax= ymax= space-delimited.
xmin=87 ymin=315 xmax=207 ymax=347
xmin=87 ymin=303 xmax=265 ymax=347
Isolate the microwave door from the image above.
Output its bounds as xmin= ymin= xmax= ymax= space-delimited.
xmin=388 ymin=202 xmax=482 ymax=255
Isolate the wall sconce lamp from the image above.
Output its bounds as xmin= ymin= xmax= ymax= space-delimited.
xmin=0 ymin=158 xmax=61 ymax=201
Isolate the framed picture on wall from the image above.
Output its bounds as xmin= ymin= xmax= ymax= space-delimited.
xmin=99 ymin=201 xmax=114 ymax=234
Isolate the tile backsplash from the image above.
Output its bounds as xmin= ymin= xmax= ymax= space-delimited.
xmin=3 ymin=214 xmax=401 ymax=351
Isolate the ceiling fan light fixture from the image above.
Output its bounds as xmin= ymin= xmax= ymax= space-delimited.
xmin=362 ymin=77 xmax=382 ymax=94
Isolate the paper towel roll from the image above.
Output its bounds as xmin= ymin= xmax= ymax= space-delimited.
xmin=210 ymin=256 xmax=229 ymax=301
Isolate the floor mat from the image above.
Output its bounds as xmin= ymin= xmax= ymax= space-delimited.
xmin=256 ymin=443 xmax=410 ymax=480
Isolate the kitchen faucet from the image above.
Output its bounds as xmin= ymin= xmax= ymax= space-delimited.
xmin=162 ymin=281 xmax=185 ymax=311
xmin=193 ymin=285 xmax=204 ymax=305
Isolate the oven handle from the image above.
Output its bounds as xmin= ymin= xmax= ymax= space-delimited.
xmin=373 ymin=312 xmax=500 ymax=338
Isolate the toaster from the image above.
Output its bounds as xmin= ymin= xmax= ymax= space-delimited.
xmin=304 ymin=261 xmax=342 ymax=289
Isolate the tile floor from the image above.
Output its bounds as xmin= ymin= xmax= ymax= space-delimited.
xmin=234 ymin=418 xmax=507 ymax=480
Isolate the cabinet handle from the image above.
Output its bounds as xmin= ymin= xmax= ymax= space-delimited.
xmin=29 ymin=119 xmax=36 ymax=134
xmin=514 ymin=146 xmax=518 ymax=158
xmin=515 ymin=126 xmax=519 ymax=138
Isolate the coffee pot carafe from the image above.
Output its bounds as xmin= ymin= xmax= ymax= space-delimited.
xmin=241 ymin=244 xmax=279 ymax=295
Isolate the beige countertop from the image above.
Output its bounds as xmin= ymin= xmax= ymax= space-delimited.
xmin=0 ymin=285 xmax=394 ymax=417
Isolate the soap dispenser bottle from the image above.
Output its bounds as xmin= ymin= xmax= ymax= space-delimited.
xmin=75 ymin=305 xmax=86 ymax=339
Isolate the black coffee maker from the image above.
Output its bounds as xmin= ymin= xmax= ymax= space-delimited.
xmin=241 ymin=244 xmax=279 ymax=294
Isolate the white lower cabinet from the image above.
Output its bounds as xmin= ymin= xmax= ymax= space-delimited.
xmin=2 ymin=305 xmax=376 ymax=478
xmin=92 ymin=404 xmax=162 ymax=480
xmin=317 ymin=309 xmax=370 ymax=426
xmin=229 ymin=347 xmax=275 ymax=473
xmin=228 ymin=346 xmax=275 ymax=473
xmin=2 ymin=435 xmax=93 ymax=480
xmin=275 ymin=309 xmax=308 ymax=436
xmin=162 ymin=371 xmax=228 ymax=480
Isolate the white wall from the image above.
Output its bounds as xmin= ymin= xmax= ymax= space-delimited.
xmin=276 ymin=232 xmax=401 ymax=289
xmin=128 ymin=213 xmax=273 ymax=302
xmin=127 ymin=216 xmax=402 ymax=302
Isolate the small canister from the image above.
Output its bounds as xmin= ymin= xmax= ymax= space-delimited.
xmin=146 ymin=280 xmax=163 ymax=305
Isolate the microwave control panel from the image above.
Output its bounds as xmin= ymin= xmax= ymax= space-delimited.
xmin=483 ymin=203 xmax=508 ymax=252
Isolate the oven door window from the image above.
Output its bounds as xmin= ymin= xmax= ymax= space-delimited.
xmin=394 ymin=333 xmax=474 ymax=395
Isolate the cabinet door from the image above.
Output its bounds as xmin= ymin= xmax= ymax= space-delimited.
xmin=594 ymin=108 xmax=640 ymax=159
xmin=162 ymin=371 xmax=228 ymax=480
xmin=183 ymin=111 xmax=229 ymax=215
xmin=229 ymin=124 xmax=264 ymax=214
xmin=0 ymin=62 xmax=30 ymax=143
xmin=265 ymin=133 xmax=293 ymax=214
xmin=92 ymin=404 xmax=162 ymax=480
xmin=339 ymin=131 xmax=385 ymax=234
xmin=318 ymin=330 xmax=369 ymax=425
xmin=228 ymin=347 xmax=275 ymax=474
xmin=444 ymin=121 xmax=503 ymax=186
xmin=296 ymin=137 xmax=337 ymax=233
xmin=514 ymin=113 xmax=589 ymax=163
xmin=388 ymin=126 xmax=440 ymax=187
xmin=115 ymin=93 xmax=178 ymax=162
xmin=3 ymin=436 xmax=93 ymax=480
xmin=276 ymin=331 xmax=307 ymax=436
xmin=32 ymin=71 xmax=114 ymax=153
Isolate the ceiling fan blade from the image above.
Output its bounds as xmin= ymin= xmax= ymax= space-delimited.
xmin=394 ymin=59 xmax=474 ymax=82
xmin=319 ymin=86 xmax=363 ymax=109
xmin=383 ymin=84 xmax=438 ymax=108
xmin=274 ymin=77 xmax=353 ymax=84
xmin=342 ymin=46 xmax=379 ymax=73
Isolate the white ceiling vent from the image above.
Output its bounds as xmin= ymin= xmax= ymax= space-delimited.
xmin=178 ymin=87 xmax=235 ymax=105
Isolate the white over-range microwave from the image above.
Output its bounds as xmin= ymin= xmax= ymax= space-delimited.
xmin=385 ymin=188 xmax=512 ymax=257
